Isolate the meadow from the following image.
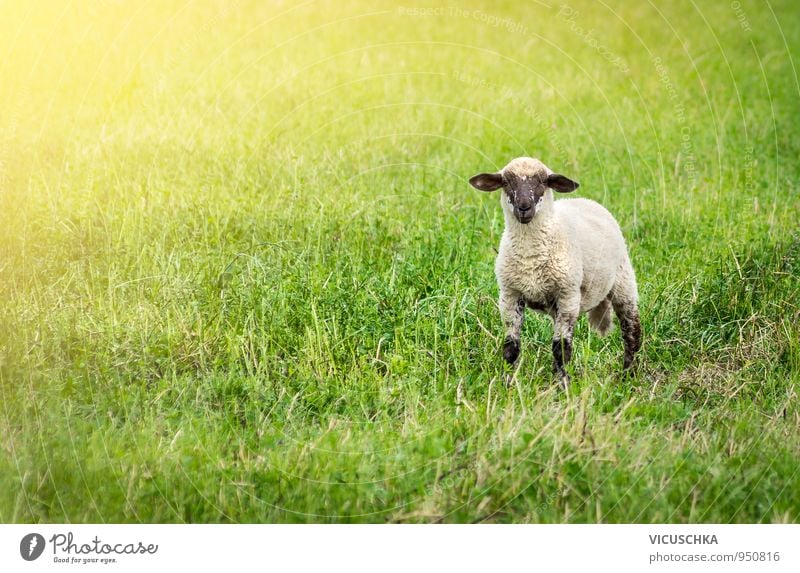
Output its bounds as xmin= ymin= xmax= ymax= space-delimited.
xmin=0 ymin=0 xmax=798 ymax=523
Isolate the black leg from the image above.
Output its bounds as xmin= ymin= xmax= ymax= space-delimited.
xmin=499 ymin=293 xmax=525 ymax=366
xmin=503 ymin=337 xmax=520 ymax=365
xmin=552 ymin=337 xmax=573 ymax=378
xmin=551 ymin=303 xmax=578 ymax=388
xmin=617 ymin=307 xmax=641 ymax=371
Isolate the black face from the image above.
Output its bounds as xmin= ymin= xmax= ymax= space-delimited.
xmin=468 ymin=168 xmax=580 ymax=224
xmin=502 ymin=171 xmax=546 ymax=224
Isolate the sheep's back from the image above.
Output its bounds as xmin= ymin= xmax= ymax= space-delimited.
xmin=555 ymin=198 xmax=627 ymax=308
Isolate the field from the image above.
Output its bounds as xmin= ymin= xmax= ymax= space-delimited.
xmin=0 ymin=0 xmax=798 ymax=523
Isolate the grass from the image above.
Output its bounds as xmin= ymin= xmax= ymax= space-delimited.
xmin=0 ymin=0 xmax=798 ymax=523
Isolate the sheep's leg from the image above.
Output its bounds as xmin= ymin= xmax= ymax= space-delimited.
xmin=499 ymin=289 xmax=525 ymax=365
xmin=610 ymin=260 xmax=642 ymax=371
xmin=613 ymin=302 xmax=641 ymax=371
xmin=552 ymin=296 xmax=579 ymax=388
xmin=587 ymin=295 xmax=614 ymax=336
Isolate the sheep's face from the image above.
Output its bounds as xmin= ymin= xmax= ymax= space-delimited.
xmin=500 ymin=171 xmax=547 ymax=224
xmin=469 ymin=158 xmax=579 ymax=224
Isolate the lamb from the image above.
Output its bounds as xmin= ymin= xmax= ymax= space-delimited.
xmin=469 ymin=157 xmax=641 ymax=387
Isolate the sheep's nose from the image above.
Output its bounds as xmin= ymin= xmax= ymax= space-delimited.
xmin=518 ymin=204 xmax=532 ymax=213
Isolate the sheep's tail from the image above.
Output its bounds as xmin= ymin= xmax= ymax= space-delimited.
xmin=588 ymin=297 xmax=614 ymax=336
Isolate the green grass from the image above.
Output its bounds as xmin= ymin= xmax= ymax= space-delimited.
xmin=0 ymin=0 xmax=798 ymax=523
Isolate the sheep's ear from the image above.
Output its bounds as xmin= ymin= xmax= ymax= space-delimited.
xmin=547 ymin=173 xmax=579 ymax=193
xmin=469 ymin=172 xmax=503 ymax=192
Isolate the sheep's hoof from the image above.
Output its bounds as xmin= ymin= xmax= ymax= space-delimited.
xmin=620 ymin=362 xmax=639 ymax=380
xmin=557 ymin=372 xmax=571 ymax=391
xmin=504 ymin=372 xmax=516 ymax=388
xmin=502 ymin=337 xmax=520 ymax=365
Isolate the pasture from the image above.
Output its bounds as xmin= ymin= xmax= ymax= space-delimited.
xmin=0 ymin=0 xmax=798 ymax=522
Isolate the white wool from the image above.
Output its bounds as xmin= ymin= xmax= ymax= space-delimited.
xmin=496 ymin=196 xmax=637 ymax=316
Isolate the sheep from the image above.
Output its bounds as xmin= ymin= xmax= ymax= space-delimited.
xmin=469 ymin=157 xmax=641 ymax=387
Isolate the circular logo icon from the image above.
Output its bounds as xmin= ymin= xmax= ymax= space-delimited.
xmin=20 ymin=533 xmax=46 ymax=561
